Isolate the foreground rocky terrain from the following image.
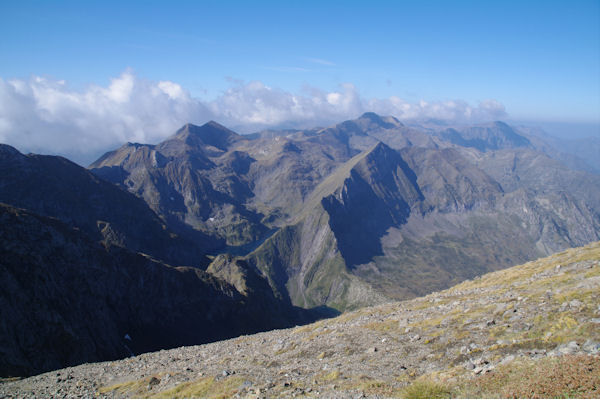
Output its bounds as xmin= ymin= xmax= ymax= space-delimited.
xmin=3 ymin=241 xmax=598 ymax=398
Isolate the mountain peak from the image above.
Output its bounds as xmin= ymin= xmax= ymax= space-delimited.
xmin=491 ymin=120 xmax=510 ymax=128
xmin=204 ymin=120 xmax=229 ymax=129
xmin=438 ymin=121 xmax=531 ymax=151
xmin=359 ymin=112 xmax=383 ymax=121
xmin=357 ymin=112 xmax=403 ymax=128
xmin=173 ymin=121 xmax=240 ymax=151
xmin=0 ymin=144 xmax=23 ymax=158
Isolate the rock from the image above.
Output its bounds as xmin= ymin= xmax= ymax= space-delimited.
xmin=569 ymin=299 xmax=583 ymax=310
xmin=499 ymin=354 xmax=515 ymax=365
xmin=557 ymin=341 xmax=580 ymax=355
xmin=366 ymin=347 xmax=378 ymax=354
xmin=473 ymin=357 xmax=489 ymax=366
xmin=147 ymin=376 xmax=160 ymax=389
xmin=583 ymin=340 xmax=600 ymax=354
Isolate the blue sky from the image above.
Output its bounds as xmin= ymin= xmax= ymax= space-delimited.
xmin=0 ymin=0 xmax=599 ymax=162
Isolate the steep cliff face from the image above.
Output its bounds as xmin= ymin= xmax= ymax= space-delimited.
xmin=0 ymin=203 xmax=313 ymax=377
xmin=320 ymin=142 xmax=423 ymax=267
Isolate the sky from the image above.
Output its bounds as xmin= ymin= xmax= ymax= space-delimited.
xmin=0 ymin=0 xmax=599 ymax=164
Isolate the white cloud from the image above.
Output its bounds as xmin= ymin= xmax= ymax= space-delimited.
xmin=0 ymin=72 xmax=212 ymax=164
xmin=0 ymin=71 xmax=507 ymax=164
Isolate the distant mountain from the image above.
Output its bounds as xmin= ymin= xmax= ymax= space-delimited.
xmin=89 ymin=114 xmax=600 ymax=312
xmin=0 ymin=203 xmax=317 ymax=377
xmin=91 ymin=122 xmax=268 ymax=248
xmin=433 ymin=121 xmax=532 ymax=152
xmin=517 ymin=126 xmax=600 ymax=174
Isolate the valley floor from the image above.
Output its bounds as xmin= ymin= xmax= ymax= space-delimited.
xmin=2 ymin=242 xmax=599 ymax=398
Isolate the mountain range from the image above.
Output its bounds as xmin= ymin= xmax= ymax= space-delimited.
xmin=1 ymin=112 xmax=598 ymax=376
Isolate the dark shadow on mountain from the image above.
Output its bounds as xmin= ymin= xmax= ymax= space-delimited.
xmin=322 ymin=169 xmax=412 ymax=267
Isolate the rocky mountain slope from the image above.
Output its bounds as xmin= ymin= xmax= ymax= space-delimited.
xmin=88 ymin=114 xmax=600 ymax=312
xmin=0 ymin=144 xmax=210 ymax=268
xmin=0 ymin=203 xmax=318 ymax=378
xmin=3 ymin=241 xmax=598 ymax=398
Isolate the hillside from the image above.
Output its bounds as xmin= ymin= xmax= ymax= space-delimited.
xmin=3 ymin=241 xmax=598 ymax=398
xmin=0 ymin=144 xmax=211 ymax=268
xmin=0 ymin=203 xmax=317 ymax=377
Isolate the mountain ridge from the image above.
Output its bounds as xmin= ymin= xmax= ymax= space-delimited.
xmin=85 ymin=114 xmax=600 ymax=311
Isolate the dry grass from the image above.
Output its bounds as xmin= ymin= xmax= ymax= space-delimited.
xmin=462 ymin=355 xmax=600 ymax=399
xmin=398 ymin=379 xmax=451 ymax=399
xmin=98 ymin=373 xmax=167 ymax=396
xmin=145 ymin=376 xmax=245 ymax=399
xmin=98 ymin=374 xmax=248 ymax=399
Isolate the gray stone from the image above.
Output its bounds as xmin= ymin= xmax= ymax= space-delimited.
xmin=557 ymin=341 xmax=580 ymax=355
xmin=147 ymin=376 xmax=160 ymax=389
xmin=583 ymin=340 xmax=600 ymax=354
xmin=500 ymin=354 xmax=515 ymax=365
xmin=569 ymin=299 xmax=583 ymax=309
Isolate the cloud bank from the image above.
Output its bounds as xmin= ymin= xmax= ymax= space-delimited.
xmin=0 ymin=71 xmax=507 ymax=164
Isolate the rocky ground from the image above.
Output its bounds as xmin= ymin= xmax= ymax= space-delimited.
xmin=2 ymin=242 xmax=599 ymax=398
